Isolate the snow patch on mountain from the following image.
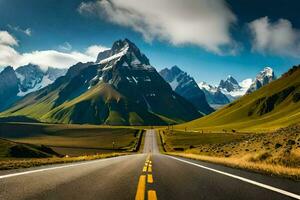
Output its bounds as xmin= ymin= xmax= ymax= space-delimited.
xmin=247 ymin=67 xmax=276 ymax=93
xmin=17 ymin=75 xmax=53 ymax=96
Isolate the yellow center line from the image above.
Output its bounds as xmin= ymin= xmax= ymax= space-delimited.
xmin=148 ymin=190 xmax=157 ymax=200
xmin=147 ymin=174 xmax=153 ymax=183
xmin=148 ymin=165 xmax=152 ymax=172
xmin=135 ymin=175 xmax=146 ymax=200
xmin=143 ymin=165 xmax=148 ymax=172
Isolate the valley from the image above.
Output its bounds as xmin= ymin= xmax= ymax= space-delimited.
xmin=1 ymin=1 xmax=300 ymax=199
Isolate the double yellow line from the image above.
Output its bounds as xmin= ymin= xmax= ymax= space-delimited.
xmin=135 ymin=154 xmax=157 ymax=200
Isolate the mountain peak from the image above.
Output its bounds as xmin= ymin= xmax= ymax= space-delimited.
xmin=170 ymin=65 xmax=183 ymax=75
xmin=260 ymin=66 xmax=274 ymax=77
xmin=247 ymin=66 xmax=276 ymax=94
xmin=1 ymin=66 xmax=15 ymax=74
xmin=159 ymin=66 xmax=214 ymax=114
xmin=96 ymin=38 xmax=150 ymax=66
xmin=218 ymin=75 xmax=241 ymax=92
xmin=226 ymin=75 xmax=239 ymax=85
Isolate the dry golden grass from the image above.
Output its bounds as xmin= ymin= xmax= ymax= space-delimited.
xmin=0 ymin=153 xmax=129 ymax=170
xmin=160 ymin=124 xmax=300 ymax=180
xmin=168 ymin=152 xmax=300 ymax=181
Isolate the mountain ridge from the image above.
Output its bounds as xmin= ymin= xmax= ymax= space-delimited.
xmin=1 ymin=39 xmax=201 ymax=125
xmin=178 ymin=65 xmax=300 ymax=132
xmin=159 ymin=66 xmax=214 ymax=114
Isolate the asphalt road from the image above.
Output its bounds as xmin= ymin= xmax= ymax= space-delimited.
xmin=0 ymin=129 xmax=299 ymax=200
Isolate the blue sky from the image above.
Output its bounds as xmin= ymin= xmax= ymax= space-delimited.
xmin=0 ymin=0 xmax=300 ymax=85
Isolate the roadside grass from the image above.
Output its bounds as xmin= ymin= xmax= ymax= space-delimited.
xmin=0 ymin=153 xmax=129 ymax=170
xmin=167 ymin=152 xmax=300 ymax=181
xmin=138 ymin=130 xmax=146 ymax=153
xmin=159 ymin=125 xmax=300 ymax=181
xmin=157 ymin=130 xmax=167 ymax=153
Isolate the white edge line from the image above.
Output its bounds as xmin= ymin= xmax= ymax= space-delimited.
xmin=167 ymin=155 xmax=300 ymax=200
xmin=0 ymin=154 xmax=132 ymax=179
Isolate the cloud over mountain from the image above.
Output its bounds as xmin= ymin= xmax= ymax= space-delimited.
xmin=0 ymin=30 xmax=108 ymax=69
xmin=249 ymin=17 xmax=300 ymax=57
xmin=78 ymin=0 xmax=237 ymax=54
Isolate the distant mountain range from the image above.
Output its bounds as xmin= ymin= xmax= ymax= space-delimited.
xmin=0 ymin=39 xmax=201 ymax=125
xmin=178 ymin=65 xmax=300 ymax=132
xmin=159 ymin=66 xmax=214 ymax=115
xmin=198 ymin=67 xmax=276 ymax=108
xmin=0 ymin=64 xmax=66 ymax=111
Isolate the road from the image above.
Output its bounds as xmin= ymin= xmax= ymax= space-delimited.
xmin=0 ymin=129 xmax=299 ymax=200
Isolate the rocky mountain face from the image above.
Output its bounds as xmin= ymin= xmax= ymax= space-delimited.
xmin=159 ymin=66 xmax=214 ymax=114
xmin=218 ymin=75 xmax=241 ymax=92
xmin=2 ymin=39 xmax=201 ymax=125
xmin=247 ymin=67 xmax=276 ymax=94
xmin=0 ymin=64 xmax=66 ymax=111
xmin=198 ymin=82 xmax=230 ymax=107
xmin=198 ymin=67 xmax=275 ymax=108
xmin=16 ymin=64 xmax=67 ymax=96
xmin=0 ymin=67 xmax=19 ymax=110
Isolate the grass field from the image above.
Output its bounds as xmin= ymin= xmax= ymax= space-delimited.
xmin=160 ymin=130 xmax=246 ymax=151
xmin=0 ymin=122 xmax=142 ymax=156
xmin=160 ymin=125 xmax=300 ymax=180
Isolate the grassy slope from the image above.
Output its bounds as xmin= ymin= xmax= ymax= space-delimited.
xmin=177 ymin=66 xmax=300 ymax=132
xmin=0 ymin=123 xmax=141 ymax=156
xmin=1 ymin=83 xmax=173 ymax=125
xmin=0 ymin=138 xmax=59 ymax=159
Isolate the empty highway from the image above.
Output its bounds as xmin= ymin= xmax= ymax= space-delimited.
xmin=0 ymin=130 xmax=299 ymax=200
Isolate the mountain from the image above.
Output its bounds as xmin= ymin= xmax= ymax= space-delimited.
xmin=198 ymin=82 xmax=230 ymax=107
xmin=0 ymin=64 xmax=66 ymax=111
xmin=178 ymin=65 xmax=300 ymax=132
xmin=159 ymin=66 xmax=214 ymax=115
xmin=0 ymin=67 xmax=19 ymax=110
xmin=218 ymin=75 xmax=241 ymax=92
xmin=247 ymin=67 xmax=276 ymax=94
xmin=16 ymin=64 xmax=67 ymax=96
xmin=1 ymin=39 xmax=201 ymax=125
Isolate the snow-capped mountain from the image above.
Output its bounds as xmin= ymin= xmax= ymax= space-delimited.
xmin=198 ymin=67 xmax=276 ymax=108
xmin=198 ymin=82 xmax=230 ymax=107
xmin=159 ymin=66 xmax=214 ymax=115
xmin=2 ymin=39 xmax=201 ymax=125
xmin=219 ymin=77 xmax=253 ymax=100
xmin=218 ymin=75 xmax=241 ymax=92
xmin=0 ymin=64 xmax=67 ymax=111
xmin=16 ymin=64 xmax=67 ymax=96
xmin=247 ymin=67 xmax=276 ymax=94
xmin=16 ymin=65 xmax=67 ymax=96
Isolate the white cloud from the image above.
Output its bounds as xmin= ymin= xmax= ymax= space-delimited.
xmin=0 ymin=31 xmax=18 ymax=46
xmin=78 ymin=0 xmax=237 ymax=54
xmin=0 ymin=30 xmax=109 ymax=69
xmin=249 ymin=17 xmax=300 ymax=57
xmin=8 ymin=24 xmax=32 ymax=36
xmin=85 ymin=45 xmax=109 ymax=58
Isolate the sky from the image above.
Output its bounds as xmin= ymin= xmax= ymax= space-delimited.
xmin=0 ymin=0 xmax=300 ymax=85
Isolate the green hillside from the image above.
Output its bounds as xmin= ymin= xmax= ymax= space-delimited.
xmin=177 ymin=65 xmax=300 ymax=132
xmin=0 ymin=39 xmax=202 ymax=125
